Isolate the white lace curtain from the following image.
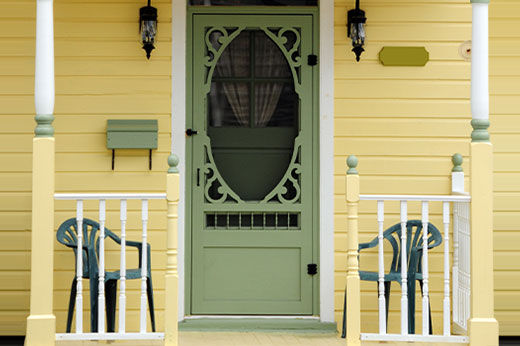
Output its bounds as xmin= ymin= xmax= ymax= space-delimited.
xmin=212 ymin=31 xmax=287 ymax=127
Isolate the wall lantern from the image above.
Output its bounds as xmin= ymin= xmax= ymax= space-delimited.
xmin=347 ymin=0 xmax=367 ymax=62
xmin=139 ymin=0 xmax=158 ymax=59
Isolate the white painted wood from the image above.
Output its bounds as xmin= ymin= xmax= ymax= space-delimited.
xmin=56 ymin=332 xmax=164 ymax=341
xmin=453 ymin=201 xmax=471 ymax=332
xmin=119 ymin=200 xmax=127 ymax=333
xmin=399 ymin=200 xmax=408 ymax=336
xmin=361 ymin=333 xmax=469 ymax=343
xmin=35 ymin=0 xmax=55 ymax=115
xmin=172 ymin=0 xmax=187 ymax=321
xmin=360 ymin=195 xmax=470 ymax=202
xmin=75 ymin=200 xmax=83 ymax=334
xmin=55 ymin=193 xmax=166 ymax=200
xmin=421 ymin=201 xmax=430 ymax=335
xmin=442 ymin=202 xmax=451 ymax=336
xmin=376 ymin=201 xmax=386 ymax=334
xmin=452 ymin=171 xmax=465 ymax=194
xmin=140 ymin=200 xmax=149 ymax=333
xmin=471 ymin=3 xmax=489 ymax=121
xmin=319 ymin=0 xmax=335 ymax=324
xmin=98 ymin=200 xmax=106 ymax=334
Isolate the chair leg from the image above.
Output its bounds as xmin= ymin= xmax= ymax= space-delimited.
xmin=105 ymin=280 xmax=117 ymax=333
xmin=146 ymin=277 xmax=156 ymax=332
xmin=341 ymin=290 xmax=346 ymax=338
xmin=418 ymin=280 xmax=433 ymax=334
xmin=89 ymin=277 xmax=99 ymax=333
xmin=408 ymin=280 xmax=416 ymax=334
xmin=66 ymin=278 xmax=77 ymax=333
xmin=384 ymin=282 xmax=391 ymax=324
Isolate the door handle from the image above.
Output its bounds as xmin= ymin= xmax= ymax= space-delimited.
xmin=186 ymin=128 xmax=198 ymax=136
xmin=197 ymin=168 xmax=201 ymax=186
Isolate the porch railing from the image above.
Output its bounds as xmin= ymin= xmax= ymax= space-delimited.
xmin=54 ymin=193 xmax=166 ymax=341
xmin=344 ymin=155 xmax=471 ymax=344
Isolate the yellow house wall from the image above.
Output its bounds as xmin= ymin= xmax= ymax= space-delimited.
xmin=0 ymin=0 xmax=519 ymax=338
xmin=0 ymin=0 xmax=171 ymax=335
xmin=333 ymin=0 xmax=519 ymax=337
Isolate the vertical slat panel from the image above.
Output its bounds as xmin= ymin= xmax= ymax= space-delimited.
xmin=98 ymin=199 xmax=106 ymax=334
xmin=400 ymin=200 xmax=408 ymax=335
xmin=377 ymin=201 xmax=386 ymax=334
xmin=452 ymin=202 xmax=460 ymax=326
xmin=140 ymin=199 xmax=149 ymax=333
xmin=443 ymin=202 xmax=451 ymax=336
xmin=119 ymin=199 xmax=127 ymax=333
xmin=421 ymin=201 xmax=430 ymax=335
xmin=75 ymin=199 xmax=83 ymax=334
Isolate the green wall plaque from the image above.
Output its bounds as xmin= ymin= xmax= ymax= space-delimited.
xmin=378 ymin=47 xmax=429 ymax=66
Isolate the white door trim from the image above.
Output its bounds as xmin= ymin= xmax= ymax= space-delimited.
xmin=171 ymin=0 xmax=335 ymax=322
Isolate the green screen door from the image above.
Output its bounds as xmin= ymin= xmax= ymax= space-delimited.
xmin=189 ymin=13 xmax=316 ymax=314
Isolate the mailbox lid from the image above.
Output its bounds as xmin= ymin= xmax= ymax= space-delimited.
xmin=106 ymin=119 xmax=158 ymax=149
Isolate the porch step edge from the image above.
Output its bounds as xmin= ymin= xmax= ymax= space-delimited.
xmin=178 ymin=318 xmax=338 ymax=333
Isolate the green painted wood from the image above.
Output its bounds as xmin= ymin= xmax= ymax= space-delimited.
xmin=378 ymin=47 xmax=429 ymax=67
xmin=188 ymin=13 xmax=318 ymax=315
xmin=168 ymin=154 xmax=179 ymax=173
xmin=34 ymin=114 xmax=54 ymax=137
xmin=471 ymin=119 xmax=490 ymax=142
xmin=106 ymin=119 xmax=158 ymax=149
xmin=452 ymin=153 xmax=463 ymax=172
xmin=347 ymin=155 xmax=358 ymax=175
xmin=178 ymin=318 xmax=337 ymax=333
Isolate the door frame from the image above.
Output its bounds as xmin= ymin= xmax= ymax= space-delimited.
xmin=171 ymin=1 xmax=335 ymax=322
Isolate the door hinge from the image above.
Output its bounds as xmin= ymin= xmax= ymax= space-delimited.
xmin=307 ymin=54 xmax=318 ymax=66
xmin=307 ymin=263 xmax=318 ymax=276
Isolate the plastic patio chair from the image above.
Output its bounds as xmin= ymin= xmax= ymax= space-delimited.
xmin=342 ymin=220 xmax=442 ymax=336
xmin=56 ymin=218 xmax=156 ymax=333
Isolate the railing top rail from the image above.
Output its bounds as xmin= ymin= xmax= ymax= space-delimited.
xmin=54 ymin=193 xmax=167 ymax=200
xmin=359 ymin=194 xmax=471 ymax=202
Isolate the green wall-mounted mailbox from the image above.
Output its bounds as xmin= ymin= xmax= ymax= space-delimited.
xmin=106 ymin=119 xmax=158 ymax=170
xmin=106 ymin=119 xmax=158 ymax=149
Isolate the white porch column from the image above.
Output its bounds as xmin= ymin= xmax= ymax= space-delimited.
xmin=25 ymin=0 xmax=56 ymax=345
xmin=468 ymin=1 xmax=499 ymax=345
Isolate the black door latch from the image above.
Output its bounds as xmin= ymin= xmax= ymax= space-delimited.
xmin=307 ymin=263 xmax=318 ymax=276
xmin=186 ymin=128 xmax=198 ymax=136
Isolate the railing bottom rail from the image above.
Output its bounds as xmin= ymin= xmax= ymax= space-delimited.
xmin=56 ymin=332 xmax=164 ymax=341
xmin=361 ymin=333 xmax=469 ymax=344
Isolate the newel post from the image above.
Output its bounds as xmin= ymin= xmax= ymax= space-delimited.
xmin=164 ymin=154 xmax=180 ymax=346
xmin=345 ymin=156 xmax=361 ymax=346
xmin=468 ymin=0 xmax=499 ymax=345
xmin=25 ymin=0 xmax=56 ymax=345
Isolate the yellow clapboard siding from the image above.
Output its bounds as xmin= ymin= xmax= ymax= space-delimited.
xmin=0 ymin=0 xmax=172 ymax=334
xmin=333 ymin=0 xmax=520 ymax=337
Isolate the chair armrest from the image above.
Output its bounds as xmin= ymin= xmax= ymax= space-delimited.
xmin=358 ymin=239 xmax=378 ymax=252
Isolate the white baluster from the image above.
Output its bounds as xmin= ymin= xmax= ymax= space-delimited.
xmin=443 ymin=202 xmax=451 ymax=335
xmin=140 ymin=200 xmax=149 ymax=333
xmin=119 ymin=200 xmax=127 ymax=333
xmin=400 ymin=200 xmax=408 ymax=335
xmin=421 ymin=201 xmax=430 ymax=335
xmin=75 ymin=200 xmax=83 ymax=333
xmin=98 ymin=200 xmax=106 ymax=333
xmin=377 ymin=201 xmax=386 ymax=334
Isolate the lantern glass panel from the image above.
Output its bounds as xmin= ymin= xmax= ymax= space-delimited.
xmin=141 ymin=20 xmax=157 ymax=44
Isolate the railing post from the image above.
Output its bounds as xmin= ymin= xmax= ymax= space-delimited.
xmin=468 ymin=0 xmax=499 ymax=344
xmin=345 ymin=156 xmax=361 ymax=346
xmin=164 ymin=154 xmax=179 ymax=346
xmin=25 ymin=0 xmax=56 ymax=344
